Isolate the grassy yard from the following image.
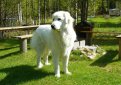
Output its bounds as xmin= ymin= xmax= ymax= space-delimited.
xmin=88 ymin=16 xmax=121 ymax=23
xmin=88 ymin=16 xmax=121 ymax=28
xmin=0 ymin=32 xmax=121 ymax=85
xmin=0 ymin=16 xmax=121 ymax=85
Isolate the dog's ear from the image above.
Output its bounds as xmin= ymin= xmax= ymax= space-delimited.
xmin=64 ymin=12 xmax=74 ymax=24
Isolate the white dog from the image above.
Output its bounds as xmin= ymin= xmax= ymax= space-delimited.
xmin=31 ymin=11 xmax=76 ymax=78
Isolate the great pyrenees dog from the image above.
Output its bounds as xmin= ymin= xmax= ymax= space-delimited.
xmin=31 ymin=11 xmax=76 ymax=78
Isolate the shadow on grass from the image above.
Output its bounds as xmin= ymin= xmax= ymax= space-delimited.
xmin=0 ymin=46 xmax=31 ymax=60
xmin=90 ymin=50 xmax=118 ymax=67
xmin=0 ymin=51 xmax=20 ymax=59
xmin=92 ymin=22 xmax=121 ymax=28
xmin=92 ymin=38 xmax=118 ymax=46
xmin=0 ymin=39 xmax=19 ymax=47
xmin=0 ymin=65 xmax=53 ymax=85
xmin=0 ymin=46 xmax=19 ymax=51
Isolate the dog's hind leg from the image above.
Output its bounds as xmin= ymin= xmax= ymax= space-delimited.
xmin=44 ymin=50 xmax=51 ymax=65
xmin=36 ymin=47 xmax=44 ymax=69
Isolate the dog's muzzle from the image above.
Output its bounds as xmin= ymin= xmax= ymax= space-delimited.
xmin=51 ymin=25 xmax=56 ymax=30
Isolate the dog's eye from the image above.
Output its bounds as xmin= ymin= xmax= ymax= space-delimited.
xmin=57 ymin=18 xmax=61 ymax=21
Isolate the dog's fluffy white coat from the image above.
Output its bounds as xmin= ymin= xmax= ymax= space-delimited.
xmin=31 ymin=11 xmax=76 ymax=77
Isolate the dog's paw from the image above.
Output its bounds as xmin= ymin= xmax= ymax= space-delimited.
xmin=65 ymin=71 xmax=72 ymax=75
xmin=38 ymin=63 xmax=44 ymax=68
xmin=45 ymin=62 xmax=51 ymax=66
xmin=55 ymin=74 xmax=60 ymax=78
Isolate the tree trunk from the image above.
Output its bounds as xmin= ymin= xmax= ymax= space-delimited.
xmin=0 ymin=0 xmax=2 ymax=27
xmin=18 ymin=1 xmax=23 ymax=25
xmin=31 ymin=0 xmax=35 ymax=25
xmin=81 ymin=0 xmax=88 ymax=22
xmin=44 ymin=0 xmax=46 ymax=23
xmin=25 ymin=0 xmax=28 ymax=25
xmin=75 ymin=2 xmax=78 ymax=24
xmin=38 ymin=0 xmax=41 ymax=24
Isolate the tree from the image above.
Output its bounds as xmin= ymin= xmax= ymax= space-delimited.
xmin=18 ymin=0 xmax=23 ymax=25
xmin=0 ymin=0 xmax=2 ymax=26
xmin=0 ymin=0 xmax=120 ymax=27
xmin=81 ymin=0 xmax=89 ymax=22
xmin=38 ymin=0 xmax=41 ymax=24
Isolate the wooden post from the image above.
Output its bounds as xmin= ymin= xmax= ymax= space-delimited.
xmin=86 ymin=32 xmax=92 ymax=45
xmin=20 ymin=39 xmax=27 ymax=53
xmin=13 ymin=34 xmax=32 ymax=53
xmin=118 ymin=38 xmax=121 ymax=60
xmin=116 ymin=35 xmax=121 ymax=60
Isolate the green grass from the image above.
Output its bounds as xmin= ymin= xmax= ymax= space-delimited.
xmin=88 ymin=16 xmax=121 ymax=23
xmin=88 ymin=16 xmax=121 ymax=28
xmin=1 ymin=16 xmax=121 ymax=85
xmin=0 ymin=36 xmax=121 ymax=85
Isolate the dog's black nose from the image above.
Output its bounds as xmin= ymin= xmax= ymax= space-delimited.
xmin=51 ymin=25 xmax=55 ymax=30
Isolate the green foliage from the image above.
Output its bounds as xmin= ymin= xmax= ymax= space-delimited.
xmin=88 ymin=0 xmax=102 ymax=16
xmin=0 ymin=0 xmax=121 ymax=26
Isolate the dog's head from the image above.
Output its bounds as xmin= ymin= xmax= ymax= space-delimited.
xmin=51 ymin=11 xmax=74 ymax=31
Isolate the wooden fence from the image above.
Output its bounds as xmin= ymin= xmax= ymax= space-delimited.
xmin=0 ymin=25 xmax=39 ymax=39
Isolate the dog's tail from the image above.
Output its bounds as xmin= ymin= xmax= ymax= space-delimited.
xmin=30 ymin=31 xmax=40 ymax=49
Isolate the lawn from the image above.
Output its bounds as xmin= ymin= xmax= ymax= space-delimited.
xmin=88 ymin=16 xmax=121 ymax=28
xmin=0 ymin=16 xmax=121 ymax=85
xmin=88 ymin=16 xmax=121 ymax=23
xmin=0 ymin=32 xmax=121 ymax=85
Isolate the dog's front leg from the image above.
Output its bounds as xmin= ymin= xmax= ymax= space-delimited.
xmin=52 ymin=55 xmax=60 ymax=78
xmin=63 ymin=49 xmax=72 ymax=75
